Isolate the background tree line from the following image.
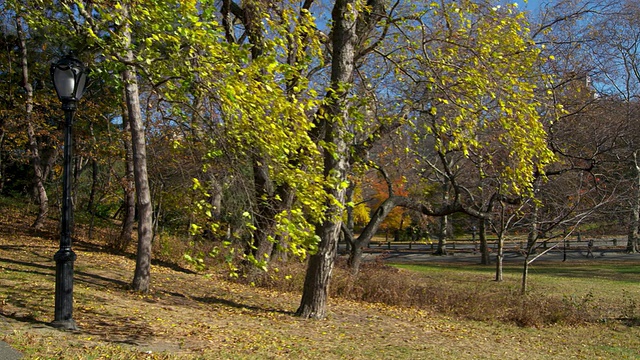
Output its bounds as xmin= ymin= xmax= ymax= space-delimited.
xmin=1 ymin=0 xmax=639 ymax=318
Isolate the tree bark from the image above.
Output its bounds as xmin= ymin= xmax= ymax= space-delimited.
xmin=495 ymin=202 xmax=506 ymax=281
xmin=0 ymin=130 xmax=4 ymax=193
xmin=249 ymin=156 xmax=277 ymax=271
xmin=118 ymin=113 xmax=136 ymax=251
xmin=434 ymin=185 xmax=450 ymax=255
xmin=16 ymin=16 xmax=48 ymax=230
xmin=348 ymin=196 xmax=401 ymax=273
xmin=435 ymin=214 xmax=448 ymax=255
xmin=88 ymin=159 xmax=98 ymax=240
xmin=271 ymin=184 xmax=296 ymax=262
xmin=521 ymin=201 xmax=539 ymax=295
xmin=627 ymin=151 xmax=640 ymax=253
xmin=495 ymin=232 xmax=504 ymax=281
xmin=296 ymin=0 xmax=357 ymax=319
xmin=343 ymin=183 xmax=356 ymax=255
xmin=121 ymin=3 xmax=154 ymax=292
xmin=478 ymin=218 xmax=490 ymax=265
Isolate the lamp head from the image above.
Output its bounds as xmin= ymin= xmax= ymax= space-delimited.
xmin=51 ymin=55 xmax=87 ymax=110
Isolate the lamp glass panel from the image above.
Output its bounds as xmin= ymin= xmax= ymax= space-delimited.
xmin=53 ymin=68 xmax=75 ymax=98
xmin=74 ymin=72 xmax=87 ymax=100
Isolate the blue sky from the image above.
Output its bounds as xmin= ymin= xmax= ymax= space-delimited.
xmin=518 ymin=0 xmax=545 ymax=11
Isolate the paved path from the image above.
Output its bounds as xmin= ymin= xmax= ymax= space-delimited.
xmin=0 ymin=314 xmax=22 ymax=359
xmin=0 ymin=340 xmax=21 ymax=359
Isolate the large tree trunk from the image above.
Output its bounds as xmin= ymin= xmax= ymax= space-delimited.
xmin=118 ymin=114 xmax=136 ymax=251
xmin=121 ymin=3 xmax=154 ymax=292
xmin=296 ymin=0 xmax=357 ymax=320
xmin=297 ymin=124 xmax=350 ymax=319
xmin=627 ymin=151 xmax=640 ymax=253
xmin=16 ymin=16 xmax=48 ymax=230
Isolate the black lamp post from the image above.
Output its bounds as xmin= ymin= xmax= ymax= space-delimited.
xmin=50 ymin=55 xmax=87 ymax=330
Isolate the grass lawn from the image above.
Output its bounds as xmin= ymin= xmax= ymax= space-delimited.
xmin=393 ymin=262 xmax=640 ymax=320
xmin=1 ymin=207 xmax=640 ymax=358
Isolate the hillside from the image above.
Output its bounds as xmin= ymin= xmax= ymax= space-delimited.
xmin=1 ymin=203 xmax=640 ymax=359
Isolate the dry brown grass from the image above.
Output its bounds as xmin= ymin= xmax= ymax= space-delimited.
xmin=255 ymin=257 xmax=614 ymax=328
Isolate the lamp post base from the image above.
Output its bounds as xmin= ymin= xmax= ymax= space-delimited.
xmin=50 ymin=319 xmax=78 ymax=331
xmin=53 ymin=248 xmax=77 ymax=330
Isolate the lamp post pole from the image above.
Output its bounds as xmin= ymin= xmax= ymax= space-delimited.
xmin=52 ymin=100 xmax=77 ymax=330
xmin=50 ymin=55 xmax=86 ymax=331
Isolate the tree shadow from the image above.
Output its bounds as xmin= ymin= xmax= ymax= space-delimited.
xmin=0 ymin=257 xmax=54 ymax=275
xmin=0 ymin=256 xmax=129 ymax=291
xmin=191 ymin=295 xmax=294 ymax=316
xmin=75 ymin=270 xmax=129 ymax=289
xmin=0 ymin=310 xmax=50 ymax=327
xmin=75 ymin=308 xmax=155 ymax=345
xmin=0 ymin=221 xmax=57 ymax=241
xmin=73 ymin=240 xmax=197 ymax=276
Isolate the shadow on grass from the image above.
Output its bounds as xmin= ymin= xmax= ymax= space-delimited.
xmin=0 ymin=220 xmax=58 ymax=241
xmin=0 ymin=257 xmax=129 ymax=289
xmin=0 ymin=310 xmax=50 ymax=328
xmin=74 ymin=239 xmax=197 ymax=276
xmin=192 ymin=295 xmax=294 ymax=316
xmin=76 ymin=307 xmax=155 ymax=345
xmin=75 ymin=270 xmax=129 ymax=289
xmin=0 ymin=257 xmax=54 ymax=277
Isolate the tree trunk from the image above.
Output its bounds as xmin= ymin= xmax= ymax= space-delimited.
xmin=88 ymin=159 xmax=98 ymax=240
xmin=627 ymin=151 xmax=640 ymax=253
xmin=521 ymin=254 xmax=530 ymax=295
xmin=229 ymin=0 xmax=285 ymax=274
xmin=208 ymin=172 xmax=223 ymax=220
xmin=495 ymin=202 xmax=506 ymax=281
xmin=271 ymin=184 xmax=296 ymax=262
xmin=0 ymin=130 xmax=4 ymax=193
xmin=343 ymin=184 xmax=356 ymax=255
xmin=478 ymin=218 xmax=490 ymax=265
xmin=495 ymin=233 xmax=504 ymax=281
xmin=121 ymin=3 xmax=154 ymax=292
xmin=297 ymin=217 xmax=342 ymax=319
xmin=16 ymin=16 xmax=48 ymax=230
xmin=521 ymin=201 xmax=539 ymax=295
xmin=118 ymin=113 xmax=136 ymax=251
xmin=348 ymin=196 xmax=401 ymax=274
xmin=249 ymin=156 xmax=277 ymax=271
xmin=296 ymin=0 xmax=357 ymax=319
xmin=434 ymin=185 xmax=449 ymax=255
xmin=87 ymin=121 xmax=99 ymax=215
xmin=435 ymin=214 xmax=448 ymax=255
